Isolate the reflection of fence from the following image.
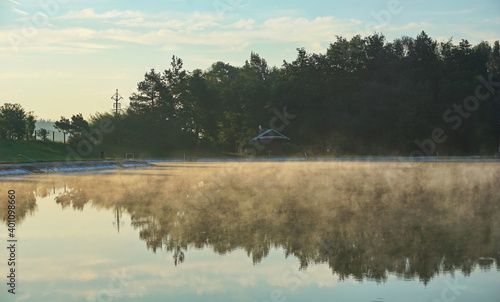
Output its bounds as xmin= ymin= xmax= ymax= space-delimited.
xmin=18 ymin=154 xmax=50 ymax=172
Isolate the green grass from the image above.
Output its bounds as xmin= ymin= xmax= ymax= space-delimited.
xmin=2 ymin=139 xmax=440 ymax=164
xmin=0 ymin=139 xmax=226 ymax=163
xmin=0 ymin=139 xmax=178 ymax=163
xmin=0 ymin=140 xmax=102 ymax=163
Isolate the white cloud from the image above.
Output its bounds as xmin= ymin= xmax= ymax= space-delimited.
xmin=58 ymin=8 xmax=223 ymax=31
xmin=67 ymin=41 xmax=117 ymax=50
xmin=20 ymin=46 xmax=110 ymax=55
xmin=19 ymin=255 xmax=112 ymax=282
xmin=0 ymin=15 xmax=384 ymax=56
xmin=58 ymin=8 xmax=145 ymax=20
xmin=119 ymin=248 xmax=341 ymax=296
xmin=1 ymin=7 xmax=497 ymax=58
xmin=0 ymin=27 xmax=105 ymax=54
xmin=11 ymin=6 xmax=29 ymax=16
xmin=13 ymin=27 xmax=97 ymax=45
xmin=228 ymin=18 xmax=256 ymax=30
xmin=111 ymin=16 xmax=220 ymax=31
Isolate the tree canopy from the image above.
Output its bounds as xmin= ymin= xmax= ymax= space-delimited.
xmin=6 ymin=32 xmax=499 ymax=157
xmin=0 ymin=103 xmax=35 ymax=140
xmin=54 ymin=113 xmax=90 ymax=145
xmin=88 ymin=32 xmax=499 ymax=156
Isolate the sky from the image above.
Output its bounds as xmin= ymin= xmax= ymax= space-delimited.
xmin=0 ymin=0 xmax=499 ymax=121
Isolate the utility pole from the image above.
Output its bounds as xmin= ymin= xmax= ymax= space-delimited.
xmin=113 ymin=207 xmax=122 ymax=233
xmin=111 ymin=89 xmax=123 ymax=114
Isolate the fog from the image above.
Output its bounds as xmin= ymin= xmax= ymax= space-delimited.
xmin=1 ymin=162 xmax=499 ymax=284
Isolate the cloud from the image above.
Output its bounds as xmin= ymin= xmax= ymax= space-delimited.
xmin=111 ymin=15 xmax=220 ymax=31
xmin=2 ymin=7 xmax=497 ymax=58
xmin=260 ymin=16 xmax=356 ymax=42
xmin=1 ymin=15 xmax=353 ymax=50
xmin=67 ymin=41 xmax=117 ymax=50
xmin=120 ymin=249 xmax=340 ymax=296
xmin=58 ymin=8 xmax=222 ymax=27
xmin=228 ymin=19 xmax=256 ymax=30
xmin=58 ymin=8 xmax=144 ymax=20
xmin=57 ymin=9 xmax=224 ymax=33
xmin=0 ymin=27 xmax=106 ymax=53
xmin=11 ymin=6 xmax=29 ymax=16
xmin=19 ymin=256 xmax=106 ymax=282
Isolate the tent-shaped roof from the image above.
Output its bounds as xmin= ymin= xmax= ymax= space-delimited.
xmin=251 ymin=129 xmax=290 ymax=141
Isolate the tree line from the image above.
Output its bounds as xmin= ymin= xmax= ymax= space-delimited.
xmin=0 ymin=103 xmax=36 ymax=140
xmin=49 ymin=31 xmax=500 ymax=156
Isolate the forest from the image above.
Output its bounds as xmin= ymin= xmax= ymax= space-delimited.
xmin=51 ymin=31 xmax=500 ymax=157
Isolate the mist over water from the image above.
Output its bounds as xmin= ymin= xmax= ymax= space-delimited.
xmin=1 ymin=162 xmax=499 ymax=301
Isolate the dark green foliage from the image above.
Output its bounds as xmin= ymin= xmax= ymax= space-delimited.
xmin=89 ymin=32 xmax=500 ymax=156
xmin=0 ymin=103 xmax=36 ymax=140
xmin=25 ymin=114 xmax=36 ymax=140
xmin=37 ymin=128 xmax=49 ymax=141
xmin=282 ymin=142 xmax=299 ymax=155
xmin=54 ymin=113 xmax=90 ymax=145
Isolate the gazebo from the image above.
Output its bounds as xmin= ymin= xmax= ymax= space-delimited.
xmin=251 ymin=128 xmax=290 ymax=155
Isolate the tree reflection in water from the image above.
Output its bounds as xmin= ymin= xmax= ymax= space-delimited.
xmin=1 ymin=162 xmax=499 ymax=283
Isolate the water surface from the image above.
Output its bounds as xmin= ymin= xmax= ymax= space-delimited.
xmin=1 ymin=162 xmax=499 ymax=301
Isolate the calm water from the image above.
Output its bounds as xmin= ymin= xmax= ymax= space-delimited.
xmin=1 ymin=162 xmax=499 ymax=302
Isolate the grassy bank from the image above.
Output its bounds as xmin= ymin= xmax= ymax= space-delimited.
xmin=0 ymin=140 xmax=100 ymax=163
xmin=0 ymin=139 xmax=211 ymax=163
xmin=0 ymin=139 xmax=226 ymax=163
xmin=3 ymin=139 xmax=496 ymax=164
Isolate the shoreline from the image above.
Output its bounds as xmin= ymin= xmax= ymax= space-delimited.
xmin=152 ymin=155 xmax=500 ymax=163
xmin=1 ymin=156 xmax=498 ymax=176
xmin=0 ymin=160 xmax=154 ymax=176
